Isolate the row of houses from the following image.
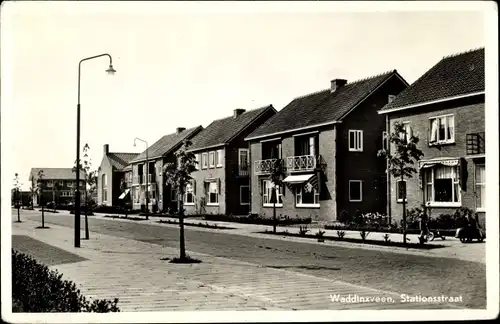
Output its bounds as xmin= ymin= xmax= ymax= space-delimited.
xmin=97 ymin=48 xmax=486 ymax=227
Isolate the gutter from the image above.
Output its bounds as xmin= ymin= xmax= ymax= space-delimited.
xmin=245 ymin=120 xmax=342 ymax=142
xmin=378 ymin=91 xmax=485 ymax=114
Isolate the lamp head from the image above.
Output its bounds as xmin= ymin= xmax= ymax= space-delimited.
xmin=106 ymin=64 xmax=116 ymax=75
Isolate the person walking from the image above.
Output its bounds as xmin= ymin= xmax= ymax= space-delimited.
xmin=419 ymin=210 xmax=429 ymax=243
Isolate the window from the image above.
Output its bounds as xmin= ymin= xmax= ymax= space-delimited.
xmin=184 ymin=183 xmax=194 ymax=205
xmin=216 ymin=150 xmax=223 ymax=167
xmin=396 ymin=180 xmax=407 ymax=202
xmin=262 ymin=180 xmax=283 ymax=207
xmin=134 ymin=189 xmax=139 ymax=204
xmin=424 ymin=165 xmax=460 ymax=206
xmin=348 ymin=130 xmax=363 ymax=152
xmin=262 ymin=140 xmax=282 ymax=159
xmin=201 ymin=153 xmax=208 ymax=169
xmin=195 ymin=154 xmax=200 ymax=170
xmin=171 ymin=187 xmax=178 ymax=202
xmin=66 ymin=180 xmax=73 ymax=188
xmin=102 ymin=174 xmax=107 ymax=202
xmin=209 ymin=152 xmax=215 ymax=168
xmin=400 ymin=122 xmax=413 ymax=143
xmin=294 ymin=134 xmax=318 ymax=156
xmin=475 ymin=164 xmax=485 ymax=211
xmin=239 ymin=149 xmax=249 ymax=169
xmin=206 ymin=181 xmax=219 ymax=205
xmin=349 ymin=180 xmax=362 ymax=202
xmin=47 ymin=181 xmax=53 ymax=188
xmin=240 ymin=185 xmax=249 ymax=205
xmin=382 ymin=131 xmax=388 ymax=151
xmin=388 ymin=94 xmax=397 ymax=103
xmin=429 ymin=115 xmax=455 ymax=144
xmin=295 ymin=183 xmax=320 ymax=207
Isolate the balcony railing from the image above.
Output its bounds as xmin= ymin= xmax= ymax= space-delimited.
xmin=254 ymin=158 xmax=282 ymax=175
xmin=286 ymin=154 xmax=321 ymax=172
xmin=466 ymin=132 xmax=485 ymax=155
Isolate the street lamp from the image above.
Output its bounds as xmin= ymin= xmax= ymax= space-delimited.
xmin=134 ymin=137 xmax=149 ymax=220
xmin=75 ymin=53 xmax=115 ymax=248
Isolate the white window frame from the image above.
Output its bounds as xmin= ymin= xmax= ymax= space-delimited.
xmin=216 ymin=149 xmax=223 ymax=167
xmin=349 ymin=180 xmax=363 ymax=202
xmin=47 ymin=180 xmax=53 ymax=188
xmin=184 ymin=183 xmax=195 ymax=206
xmin=195 ymin=154 xmax=200 ymax=170
xmin=209 ymin=151 xmax=215 ymax=168
xmin=238 ymin=148 xmax=249 ymax=168
xmin=206 ymin=180 xmax=219 ymax=206
xmin=295 ymin=184 xmax=320 ymax=208
xmin=201 ymin=153 xmax=208 ymax=169
xmin=348 ymin=130 xmax=363 ymax=152
xmin=429 ymin=114 xmax=455 ymax=145
xmin=424 ymin=165 xmax=461 ymax=207
xmin=240 ymin=185 xmax=250 ymax=206
xmin=475 ymin=164 xmax=485 ymax=212
xmin=262 ymin=180 xmax=283 ymax=207
xmin=396 ymin=180 xmax=407 ymax=202
xmin=400 ymin=121 xmax=412 ymax=143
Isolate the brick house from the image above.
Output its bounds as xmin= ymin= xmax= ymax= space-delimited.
xmin=245 ymin=71 xmax=409 ymax=222
xmin=97 ymin=145 xmax=139 ymax=207
xmin=378 ymin=48 xmax=486 ymax=227
xmin=29 ymin=168 xmax=86 ymax=206
xmin=183 ymin=106 xmax=277 ymax=216
xmin=127 ymin=126 xmax=203 ymax=212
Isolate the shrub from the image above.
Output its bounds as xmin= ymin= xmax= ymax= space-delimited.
xmin=382 ymin=233 xmax=391 ymax=243
xmin=359 ymin=229 xmax=369 ymax=242
xmin=12 ymin=250 xmax=120 ymax=312
xmin=299 ymin=225 xmax=309 ymax=236
xmin=337 ymin=210 xmax=351 ymax=224
xmin=315 ymin=230 xmax=325 ymax=237
xmin=337 ymin=230 xmax=345 ymax=239
xmin=204 ymin=214 xmax=311 ymax=226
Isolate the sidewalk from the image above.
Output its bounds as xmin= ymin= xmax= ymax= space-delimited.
xmin=12 ymin=219 xmax=462 ymax=311
xmin=88 ymin=212 xmax=485 ymax=264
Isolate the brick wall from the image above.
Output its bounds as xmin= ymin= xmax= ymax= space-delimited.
xmin=386 ymin=95 xmax=485 ymax=227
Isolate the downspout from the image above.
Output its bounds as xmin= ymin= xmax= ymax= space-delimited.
xmin=386 ymin=114 xmax=391 ymax=225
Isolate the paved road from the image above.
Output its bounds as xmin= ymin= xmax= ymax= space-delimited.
xmin=18 ymin=210 xmax=486 ymax=308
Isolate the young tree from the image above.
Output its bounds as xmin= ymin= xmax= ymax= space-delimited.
xmin=52 ymin=181 xmax=61 ymax=212
xmin=13 ymin=173 xmax=22 ymax=222
xmin=29 ymin=185 xmax=36 ymax=210
xmin=37 ymin=169 xmax=47 ymax=228
xmin=378 ymin=122 xmax=424 ymax=244
xmin=163 ymin=140 xmax=197 ymax=261
xmin=269 ymin=159 xmax=286 ymax=234
xmin=73 ymin=143 xmax=92 ymax=240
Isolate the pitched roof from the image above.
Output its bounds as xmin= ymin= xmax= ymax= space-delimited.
xmin=246 ymin=71 xmax=404 ymax=140
xmin=29 ymin=168 xmax=86 ymax=180
xmin=380 ymin=48 xmax=484 ymax=112
xmin=108 ymin=153 xmax=139 ymax=170
xmin=130 ymin=126 xmax=203 ymax=163
xmin=188 ymin=105 xmax=276 ymax=151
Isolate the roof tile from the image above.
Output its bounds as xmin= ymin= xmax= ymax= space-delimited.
xmin=381 ymin=48 xmax=484 ymax=111
xmin=29 ymin=168 xmax=85 ymax=180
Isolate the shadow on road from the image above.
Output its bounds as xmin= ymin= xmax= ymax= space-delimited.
xmin=266 ymin=265 xmax=342 ymax=271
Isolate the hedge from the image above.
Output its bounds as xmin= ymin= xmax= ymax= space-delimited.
xmin=12 ymin=250 xmax=120 ymax=312
xmin=204 ymin=213 xmax=312 ymax=226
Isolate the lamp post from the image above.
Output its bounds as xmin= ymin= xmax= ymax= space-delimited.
xmin=134 ymin=137 xmax=149 ymax=220
xmin=75 ymin=54 xmax=116 ymax=248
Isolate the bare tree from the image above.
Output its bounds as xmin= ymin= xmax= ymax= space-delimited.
xmin=37 ymin=169 xmax=48 ymax=228
xmin=378 ymin=122 xmax=424 ymax=244
xmin=269 ymin=159 xmax=286 ymax=233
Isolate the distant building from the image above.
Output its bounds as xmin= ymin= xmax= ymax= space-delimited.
xmin=379 ymin=48 xmax=486 ymax=227
xmin=97 ymin=145 xmax=139 ymax=207
xmin=29 ymin=168 xmax=86 ymax=206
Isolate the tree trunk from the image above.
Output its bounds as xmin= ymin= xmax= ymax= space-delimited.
xmin=84 ymin=183 xmax=89 ymax=239
xmin=272 ymin=187 xmax=277 ymax=234
xmin=53 ymin=191 xmax=56 ymax=212
xmin=401 ymin=174 xmax=407 ymax=244
xmin=178 ymin=194 xmax=186 ymax=259
xmin=17 ymin=206 xmax=20 ymax=222
xmin=42 ymin=205 xmax=45 ymax=228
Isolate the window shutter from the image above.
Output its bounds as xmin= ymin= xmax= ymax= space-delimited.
xmin=459 ymin=158 xmax=468 ymax=192
xmin=218 ymin=179 xmax=221 ymax=195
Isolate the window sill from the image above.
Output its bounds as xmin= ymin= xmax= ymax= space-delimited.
xmin=426 ymin=202 xmax=461 ymax=208
xmin=429 ymin=141 xmax=455 ymax=146
xmin=476 ymin=208 xmax=486 ymax=213
xmin=216 ymin=164 xmax=223 ymax=168
xmin=263 ymin=204 xmax=283 ymax=208
xmin=396 ymin=199 xmax=408 ymax=203
xmin=206 ymin=203 xmax=219 ymax=207
xmin=348 ymin=149 xmax=363 ymax=152
xmin=296 ymin=204 xmax=320 ymax=208
xmin=349 ymin=199 xmax=362 ymax=202
xmin=184 ymin=203 xmax=195 ymax=206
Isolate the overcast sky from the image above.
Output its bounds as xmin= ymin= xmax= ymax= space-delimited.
xmin=1 ymin=1 xmax=492 ymax=190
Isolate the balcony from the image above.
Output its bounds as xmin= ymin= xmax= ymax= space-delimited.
xmin=466 ymin=132 xmax=485 ymax=155
xmin=254 ymin=159 xmax=283 ymax=175
xmin=286 ymin=155 xmax=322 ymax=173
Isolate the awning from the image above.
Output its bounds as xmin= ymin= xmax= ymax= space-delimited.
xmin=118 ymin=189 xmax=130 ymax=200
xmin=419 ymin=158 xmax=459 ymax=169
xmin=283 ymin=174 xmax=314 ymax=184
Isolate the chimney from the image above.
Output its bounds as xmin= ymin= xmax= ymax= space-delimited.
xmin=233 ymin=109 xmax=246 ymax=118
xmin=176 ymin=127 xmax=186 ymax=134
xmin=103 ymin=144 xmax=109 ymax=155
xmin=330 ymin=79 xmax=347 ymax=93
